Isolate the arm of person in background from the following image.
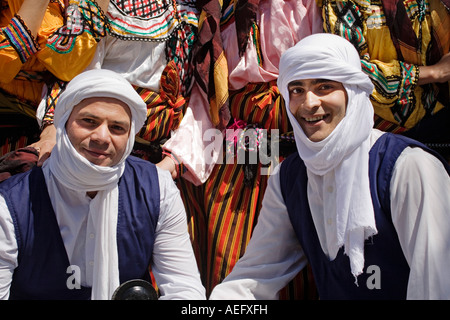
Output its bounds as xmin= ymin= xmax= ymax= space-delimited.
xmin=16 ymin=0 xmax=49 ymax=37
xmin=209 ymin=165 xmax=308 ymax=299
xmin=418 ymin=52 xmax=450 ymax=85
xmin=0 ymin=0 xmax=50 ymax=83
xmin=390 ymin=147 xmax=450 ymax=299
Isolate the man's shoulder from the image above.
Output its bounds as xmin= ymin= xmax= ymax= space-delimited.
xmin=0 ymin=167 xmax=38 ymax=193
xmin=125 ymin=155 xmax=157 ymax=171
xmin=122 ymin=156 xmax=160 ymax=188
xmin=280 ymin=151 xmax=303 ymax=171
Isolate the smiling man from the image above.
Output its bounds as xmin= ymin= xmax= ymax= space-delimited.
xmin=287 ymin=79 xmax=348 ymax=142
xmin=0 ymin=69 xmax=205 ymax=300
xmin=209 ymin=34 xmax=450 ymax=300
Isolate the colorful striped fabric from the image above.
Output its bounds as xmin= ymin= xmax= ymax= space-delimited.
xmin=135 ymin=60 xmax=187 ymax=144
xmin=193 ymin=0 xmax=230 ymax=130
xmin=2 ymin=15 xmax=39 ymax=64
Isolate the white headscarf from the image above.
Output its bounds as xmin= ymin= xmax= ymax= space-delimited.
xmin=277 ymin=33 xmax=377 ymax=281
xmin=48 ymin=69 xmax=147 ymax=299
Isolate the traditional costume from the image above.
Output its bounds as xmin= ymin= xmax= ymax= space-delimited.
xmin=163 ymin=0 xmax=322 ymax=297
xmin=0 ymin=69 xmax=205 ymax=300
xmin=318 ymin=0 xmax=450 ymax=150
xmin=209 ymin=33 xmax=450 ymax=300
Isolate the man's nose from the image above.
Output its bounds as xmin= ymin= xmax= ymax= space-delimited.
xmin=303 ymin=91 xmax=321 ymax=110
xmin=90 ymin=124 xmax=111 ymax=143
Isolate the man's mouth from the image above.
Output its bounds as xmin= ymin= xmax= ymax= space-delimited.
xmin=85 ymin=148 xmax=109 ymax=158
xmin=303 ymin=115 xmax=327 ymax=123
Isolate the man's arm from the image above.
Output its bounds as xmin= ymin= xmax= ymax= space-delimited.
xmin=16 ymin=0 xmax=51 ymax=38
xmin=390 ymin=147 xmax=450 ymax=299
xmin=0 ymin=195 xmax=18 ymax=300
xmin=417 ymin=52 xmax=450 ymax=85
xmin=209 ymin=165 xmax=308 ymax=300
xmin=150 ymin=168 xmax=206 ymax=300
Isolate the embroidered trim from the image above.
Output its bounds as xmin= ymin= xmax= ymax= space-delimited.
xmin=3 ymin=15 xmax=39 ymax=63
xmin=106 ymin=0 xmax=198 ymax=42
xmin=361 ymin=56 xmax=399 ymax=99
xmin=391 ymin=62 xmax=418 ymax=125
xmin=77 ymin=0 xmax=110 ymax=38
xmin=251 ymin=23 xmax=263 ymax=67
xmin=47 ymin=0 xmax=109 ymax=53
xmin=326 ymin=0 xmax=367 ymax=53
xmin=42 ymin=81 xmax=67 ymax=128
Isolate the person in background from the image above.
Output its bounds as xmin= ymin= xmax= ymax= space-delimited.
xmin=0 ymin=69 xmax=205 ymax=300
xmin=317 ymin=0 xmax=450 ymax=160
xmin=210 ymin=33 xmax=450 ymax=300
xmin=162 ymin=0 xmax=323 ymax=298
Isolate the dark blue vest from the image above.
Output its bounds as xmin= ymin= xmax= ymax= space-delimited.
xmin=280 ymin=133 xmax=450 ymax=300
xmin=0 ymin=156 xmax=160 ymax=300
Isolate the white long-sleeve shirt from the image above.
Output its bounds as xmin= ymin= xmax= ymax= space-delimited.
xmin=0 ymin=165 xmax=205 ymax=300
xmin=210 ymin=131 xmax=450 ymax=300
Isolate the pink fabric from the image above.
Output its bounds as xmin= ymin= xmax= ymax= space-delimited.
xmin=164 ymin=0 xmax=323 ymax=184
xmin=224 ymin=0 xmax=323 ymax=89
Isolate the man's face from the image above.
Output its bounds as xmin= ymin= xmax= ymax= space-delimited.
xmin=288 ymin=79 xmax=348 ymax=142
xmin=66 ymin=97 xmax=132 ymax=167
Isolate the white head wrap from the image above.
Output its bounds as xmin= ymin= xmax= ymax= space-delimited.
xmin=278 ymin=33 xmax=377 ymax=281
xmin=48 ymin=69 xmax=147 ymax=299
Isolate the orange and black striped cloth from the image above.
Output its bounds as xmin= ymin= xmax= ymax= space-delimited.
xmin=131 ymin=60 xmax=188 ymax=163
xmin=177 ymin=80 xmax=318 ymax=299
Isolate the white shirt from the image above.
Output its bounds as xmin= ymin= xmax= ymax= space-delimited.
xmin=210 ymin=130 xmax=450 ymax=300
xmin=0 ymin=165 xmax=205 ymax=300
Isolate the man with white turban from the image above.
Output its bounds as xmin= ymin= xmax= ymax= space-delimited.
xmin=210 ymin=33 xmax=450 ymax=300
xmin=0 ymin=69 xmax=205 ymax=300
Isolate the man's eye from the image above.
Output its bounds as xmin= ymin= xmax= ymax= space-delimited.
xmin=289 ymin=87 xmax=304 ymax=94
xmin=318 ymin=83 xmax=336 ymax=91
xmin=112 ymin=126 xmax=124 ymax=131
xmin=82 ymin=118 xmax=96 ymax=124
xmin=111 ymin=125 xmax=127 ymax=133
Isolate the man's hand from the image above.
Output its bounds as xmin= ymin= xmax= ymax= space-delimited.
xmin=418 ymin=52 xmax=450 ymax=85
xmin=28 ymin=124 xmax=56 ymax=166
xmin=156 ymin=156 xmax=178 ymax=179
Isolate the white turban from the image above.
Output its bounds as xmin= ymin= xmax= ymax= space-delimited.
xmin=278 ymin=34 xmax=377 ymax=281
xmin=47 ymin=69 xmax=147 ymax=299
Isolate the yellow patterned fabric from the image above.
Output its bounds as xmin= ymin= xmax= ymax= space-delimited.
xmin=319 ymin=0 xmax=450 ymax=133
xmin=0 ymin=0 xmax=103 ymax=109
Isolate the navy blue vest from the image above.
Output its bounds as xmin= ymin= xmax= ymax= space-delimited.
xmin=0 ymin=156 xmax=160 ymax=300
xmin=280 ymin=133 xmax=450 ymax=300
